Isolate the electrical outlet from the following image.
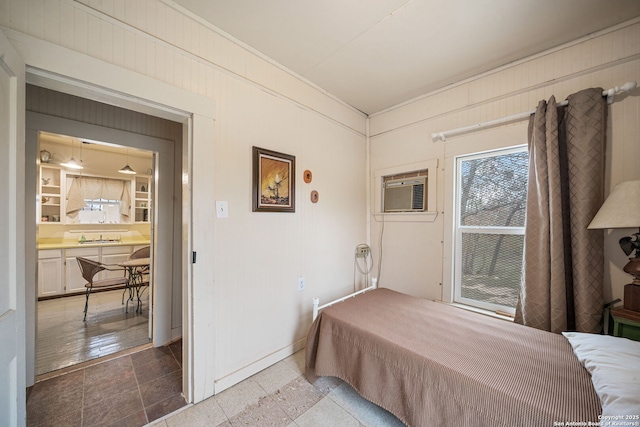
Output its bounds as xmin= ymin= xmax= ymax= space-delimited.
xmin=356 ymin=246 xmax=370 ymax=258
xmin=298 ymin=277 xmax=305 ymax=292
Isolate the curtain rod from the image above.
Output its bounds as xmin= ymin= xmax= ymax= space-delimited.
xmin=431 ymin=81 xmax=637 ymax=142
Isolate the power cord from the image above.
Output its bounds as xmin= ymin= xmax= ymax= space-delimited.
xmin=353 ymin=244 xmax=373 ymax=292
xmin=376 ymin=217 xmax=385 ymax=286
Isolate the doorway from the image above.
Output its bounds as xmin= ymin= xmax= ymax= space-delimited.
xmin=19 ymin=54 xmax=215 ymax=406
xmin=26 ymin=85 xmax=183 ymax=377
xmin=35 ymin=132 xmax=156 ymax=375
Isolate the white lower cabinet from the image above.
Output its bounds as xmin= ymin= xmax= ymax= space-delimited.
xmin=65 ymin=247 xmax=100 ymax=294
xmin=101 ymin=246 xmax=133 ymax=280
xmin=38 ymin=250 xmax=63 ymax=297
xmin=37 ymin=245 xmax=135 ymax=297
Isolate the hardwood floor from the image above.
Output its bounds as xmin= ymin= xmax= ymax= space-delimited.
xmin=37 ymin=289 xmax=151 ymax=375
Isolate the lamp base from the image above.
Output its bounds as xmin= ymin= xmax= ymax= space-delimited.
xmin=623 ymin=257 xmax=640 ymax=283
xmin=623 ymin=258 xmax=640 ymax=311
xmin=624 ymin=284 xmax=640 ymax=311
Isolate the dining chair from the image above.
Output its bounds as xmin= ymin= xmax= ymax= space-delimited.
xmin=76 ymin=257 xmax=129 ymax=321
xmin=129 ymin=246 xmax=151 ymax=280
xmin=121 ymin=246 xmax=151 ymax=310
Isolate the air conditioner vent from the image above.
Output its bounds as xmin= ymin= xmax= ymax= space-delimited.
xmin=412 ymin=183 xmax=424 ymax=210
xmin=383 ymin=175 xmax=427 ymax=212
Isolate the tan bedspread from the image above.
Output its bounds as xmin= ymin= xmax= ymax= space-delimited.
xmin=305 ymin=288 xmax=601 ymax=427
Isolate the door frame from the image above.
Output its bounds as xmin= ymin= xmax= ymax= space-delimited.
xmin=23 ymin=74 xmax=197 ymax=403
xmin=0 ymin=28 xmax=26 ymax=427
xmin=5 ymin=25 xmax=219 ymax=405
xmin=27 ymin=111 xmax=177 ymax=355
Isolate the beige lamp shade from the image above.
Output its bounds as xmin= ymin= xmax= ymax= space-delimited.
xmin=118 ymin=164 xmax=137 ymax=175
xmin=588 ymin=180 xmax=640 ymax=229
xmin=60 ymin=157 xmax=83 ymax=170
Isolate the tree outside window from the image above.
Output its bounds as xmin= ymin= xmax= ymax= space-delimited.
xmin=454 ymin=147 xmax=528 ymax=313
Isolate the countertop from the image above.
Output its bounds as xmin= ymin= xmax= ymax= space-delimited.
xmin=38 ymin=239 xmax=151 ymax=250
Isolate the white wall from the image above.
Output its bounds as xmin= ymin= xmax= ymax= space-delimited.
xmin=369 ymin=18 xmax=640 ymax=306
xmin=0 ymin=0 xmax=367 ymax=399
xmin=6 ymin=0 xmax=637 ymax=404
xmin=210 ymin=71 xmax=367 ymax=386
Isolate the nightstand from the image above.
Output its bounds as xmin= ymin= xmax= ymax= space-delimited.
xmin=610 ymin=308 xmax=640 ymax=342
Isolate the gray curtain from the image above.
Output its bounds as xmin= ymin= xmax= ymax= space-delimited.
xmin=514 ymin=88 xmax=606 ymax=333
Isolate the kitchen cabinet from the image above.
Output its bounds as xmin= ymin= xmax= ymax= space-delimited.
xmin=38 ymin=166 xmax=151 ymax=225
xmin=38 ymin=245 xmax=137 ymax=297
xmin=39 ymin=165 xmax=63 ymax=224
xmin=38 ymin=250 xmax=63 ymax=297
xmin=101 ymin=246 xmax=133 ymax=280
xmin=134 ymin=176 xmax=151 ymax=223
xmin=65 ymin=247 xmax=100 ymax=294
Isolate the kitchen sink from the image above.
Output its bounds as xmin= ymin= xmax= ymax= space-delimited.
xmin=77 ymin=240 xmax=122 ymax=245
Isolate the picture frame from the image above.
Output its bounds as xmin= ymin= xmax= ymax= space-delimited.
xmin=252 ymin=146 xmax=295 ymax=212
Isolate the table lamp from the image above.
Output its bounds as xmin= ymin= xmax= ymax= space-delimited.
xmin=588 ymin=180 xmax=640 ymax=311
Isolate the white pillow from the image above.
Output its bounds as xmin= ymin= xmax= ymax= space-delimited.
xmin=563 ymin=332 xmax=640 ymax=418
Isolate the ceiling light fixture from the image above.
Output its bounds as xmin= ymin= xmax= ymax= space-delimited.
xmin=60 ymin=139 xmax=84 ymax=170
xmin=118 ymin=149 xmax=136 ymax=175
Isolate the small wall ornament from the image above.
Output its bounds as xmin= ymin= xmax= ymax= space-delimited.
xmin=40 ymin=150 xmax=52 ymax=163
xmin=310 ymin=190 xmax=319 ymax=203
xmin=303 ymin=170 xmax=313 ymax=183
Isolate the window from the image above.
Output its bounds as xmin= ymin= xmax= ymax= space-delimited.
xmin=79 ymin=199 xmax=122 ymax=224
xmin=453 ymin=147 xmax=528 ymax=314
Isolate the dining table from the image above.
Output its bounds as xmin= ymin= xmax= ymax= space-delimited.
xmin=118 ymin=257 xmax=150 ymax=313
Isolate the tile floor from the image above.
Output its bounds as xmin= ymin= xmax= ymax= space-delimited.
xmin=37 ymin=289 xmax=150 ymax=375
xmin=151 ymin=349 xmax=405 ymax=427
xmin=28 ymin=341 xmax=405 ymax=426
xmin=26 ymin=339 xmax=185 ymax=426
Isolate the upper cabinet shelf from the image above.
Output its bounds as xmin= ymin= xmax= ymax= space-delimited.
xmin=39 ymin=165 xmax=62 ymax=223
xmin=134 ymin=176 xmax=151 ymax=223
xmin=38 ymin=165 xmax=153 ymax=225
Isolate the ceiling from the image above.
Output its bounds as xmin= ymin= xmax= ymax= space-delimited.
xmin=40 ymin=132 xmax=152 ymax=159
xmin=171 ymin=0 xmax=640 ymax=115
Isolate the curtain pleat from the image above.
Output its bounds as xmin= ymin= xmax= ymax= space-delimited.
xmin=66 ymin=177 xmax=86 ymax=214
xmin=102 ymin=179 xmax=123 ymax=200
xmin=82 ymin=178 xmax=104 ymax=199
xmin=515 ymin=88 xmax=606 ymax=333
xmin=65 ymin=177 xmax=133 ymax=222
xmin=120 ymin=182 xmax=131 ymax=217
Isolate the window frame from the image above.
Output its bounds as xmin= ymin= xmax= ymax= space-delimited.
xmin=373 ymin=159 xmax=438 ymax=223
xmin=79 ymin=198 xmax=122 ymax=224
xmin=451 ymin=145 xmax=528 ymax=315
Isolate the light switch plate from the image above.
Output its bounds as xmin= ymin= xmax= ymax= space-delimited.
xmin=216 ymin=201 xmax=229 ymax=218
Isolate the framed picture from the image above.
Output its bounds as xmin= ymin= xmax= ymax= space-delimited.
xmin=252 ymin=146 xmax=295 ymax=212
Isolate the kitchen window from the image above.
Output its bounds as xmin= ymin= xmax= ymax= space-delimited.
xmin=79 ymin=199 xmax=122 ymax=224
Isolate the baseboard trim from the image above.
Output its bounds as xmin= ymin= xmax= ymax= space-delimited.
xmin=37 ymin=285 xmax=127 ymax=301
xmin=171 ymin=327 xmax=182 ymax=341
xmin=213 ymin=338 xmax=306 ymax=394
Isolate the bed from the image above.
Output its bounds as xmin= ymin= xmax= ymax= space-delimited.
xmin=305 ymin=287 xmax=640 ymax=427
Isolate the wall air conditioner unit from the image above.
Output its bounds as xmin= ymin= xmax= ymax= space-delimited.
xmin=383 ymin=176 xmax=427 ymax=212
